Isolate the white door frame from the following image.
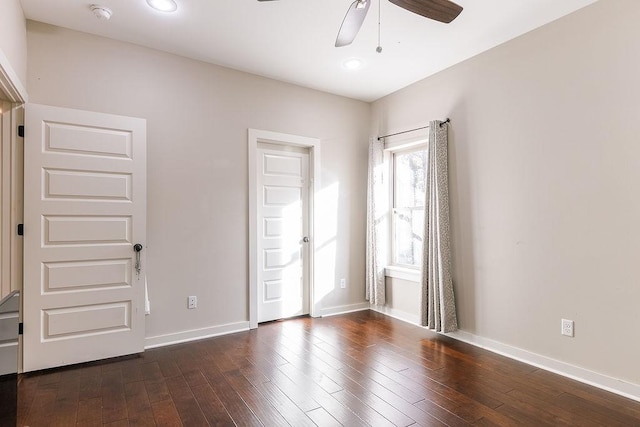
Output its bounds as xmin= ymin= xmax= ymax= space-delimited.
xmin=0 ymin=44 xmax=27 ymax=301
xmin=0 ymin=48 xmax=28 ymax=104
xmin=0 ymin=47 xmax=26 ymax=374
xmin=248 ymin=129 xmax=320 ymax=329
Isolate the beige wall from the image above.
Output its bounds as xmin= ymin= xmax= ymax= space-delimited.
xmin=0 ymin=0 xmax=27 ymax=92
xmin=373 ymin=0 xmax=640 ymax=385
xmin=384 ymin=277 xmax=419 ymax=316
xmin=26 ymin=22 xmax=370 ymax=340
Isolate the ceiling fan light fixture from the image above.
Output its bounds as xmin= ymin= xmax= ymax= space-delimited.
xmin=342 ymin=58 xmax=364 ymax=70
xmin=146 ymin=0 xmax=178 ymax=13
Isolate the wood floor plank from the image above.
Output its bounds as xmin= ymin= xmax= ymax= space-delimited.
xmin=16 ymin=375 xmax=38 ymax=420
xmin=262 ymin=342 xmax=343 ymax=394
xmin=530 ymin=368 xmax=640 ymax=419
xmin=120 ymin=360 xmax=144 ymax=385
xmin=506 ymin=387 xmax=607 ymax=426
xmin=101 ymin=369 xmax=127 ymax=424
xmin=305 ymin=406 xmax=341 ymax=427
xmin=158 ymin=358 xmax=182 ymax=379
xmin=77 ymin=396 xmax=103 ymax=425
xmin=52 ymin=369 xmax=80 ymax=426
xmin=165 ymin=375 xmax=209 ymax=426
xmin=15 ymin=311 xmax=640 ymax=427
xmin=238 ymin=362 xmax=271 ymax=387
xmin=23 ymin=379 xmax=59 ymax=426
xmin=340 ymin=362 xmax=424 ymax=404
xmin=189 ymin=382 xmax=235 ymax=426
xmin=553 ymin=392 xmax=640 ymax=427
xmin=277 ymin=362 xmax=369 ymax=427
xmin=251 ymin=380 xmax=317 ymax=427
xmin=222 ymin=369 xmax=290 ymax=426
xmin=78 ymin=367 xmax=104 ymax=402
xmin=143 ymin=378 xmax=171 ymax=404
xmin=200 ymin=364 xmax=263 ymax=426
xmin=182 ymin=368 xmax=209 ymax=389
xmin=413 ymin=398 xmax=471 ymax=426
xmin=487 ymin=389 xmax=574 ymax=427
xmin=139 ymin=362 xmax=164 ymax=383
xmin=331 ymin=389 xmax=397 ymax=427
xmin=250 ymin=363 xmax=321 ymax=412
xmin=338 ymin=365 xmax=445 ymax=426
xmin=123 ymin=381 xmax=155 ymax=427
xmin=150 ymin=399 xmax=182 ymax=426
xmin=327 ymin=371 xmax=416 ymax=427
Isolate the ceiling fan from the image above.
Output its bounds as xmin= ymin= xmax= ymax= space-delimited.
xmin=257 ymin=0 xmax=463 ymax=47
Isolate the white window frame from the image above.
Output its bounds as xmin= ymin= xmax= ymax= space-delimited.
xmin=383 ymin=137 xmax=427 ymax=282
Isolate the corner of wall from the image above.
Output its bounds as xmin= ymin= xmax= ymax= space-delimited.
xmin=0 ymin=0 xmax=28 ymax=100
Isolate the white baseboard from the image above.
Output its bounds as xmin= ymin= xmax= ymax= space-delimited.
xmin=370 ymin=306 xmax=640 ymax=402
xmin=144 ymin=321 xmax=250 ymax=349
xmin=321 ymin=302 xmax=370 ymax=317
xmin=448 ymin=330 xmax=640 ymax=403
xmin=370 ymin=305 xmax=420 ymax=326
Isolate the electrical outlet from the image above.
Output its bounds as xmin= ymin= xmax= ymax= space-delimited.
xmin=561 ymin=319 xmax=574 ymax=337
xmin=188 ymin=296 xmax=197 ymax=309
xmin=340 ymin=278 xmax=346 ymax=289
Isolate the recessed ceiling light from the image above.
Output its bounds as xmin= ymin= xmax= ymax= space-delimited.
xmin=146 ymin=0 xmax=178 ymax=13
xmin=342 ymin=58 xmax=364 ymax=70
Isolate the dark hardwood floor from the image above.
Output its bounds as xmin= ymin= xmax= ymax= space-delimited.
xmin=16 ymin=310 xmax=640 ymax=426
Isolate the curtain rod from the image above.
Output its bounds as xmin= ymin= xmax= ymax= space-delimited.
xmin=377 ymin=118 xmax=450 ymax=141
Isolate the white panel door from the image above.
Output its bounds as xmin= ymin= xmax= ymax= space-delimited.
xmin=23 ymin=103 xmax=146 ymax=372
xmin=257 ymin=146 xmax=309 ymax=323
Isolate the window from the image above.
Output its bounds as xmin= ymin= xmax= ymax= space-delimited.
xmin=392 ymin=146 xmax=427 ymax=269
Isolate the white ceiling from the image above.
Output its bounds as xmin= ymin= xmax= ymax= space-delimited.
xmin=19 ymin=0 xmax=597 ymax=102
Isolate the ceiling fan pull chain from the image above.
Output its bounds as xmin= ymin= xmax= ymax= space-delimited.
xmin=376 ymin=0 xmax=383 ymax=53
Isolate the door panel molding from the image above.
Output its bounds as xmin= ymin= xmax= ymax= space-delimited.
xmin=248 ymin=129 xmax=320 ymax=329
xmin=23 ymin=104 xmax=146 ymax=372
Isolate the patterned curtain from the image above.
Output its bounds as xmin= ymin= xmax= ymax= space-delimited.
xmin=366 ymin=138 xmax=387 ymax=306
xmin=420 ymin=121 xmax=458 ymax=332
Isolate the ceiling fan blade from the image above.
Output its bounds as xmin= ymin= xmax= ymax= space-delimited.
xmin=335 ymin=0 xmax=371 ymax=47
xmin=388 ymin=0 xmax=462 ymax=23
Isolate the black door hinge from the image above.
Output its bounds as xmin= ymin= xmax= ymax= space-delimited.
xmin=17 ymin=224 xmax=23 ymax=236
xmin=17 ymin=125 xmax=24 ymax=138
xmin=18 ymin=323 xmax=23 ymax=335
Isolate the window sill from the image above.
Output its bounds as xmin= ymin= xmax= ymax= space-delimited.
xmin=385 ymin=266 xmax=421 ymax=283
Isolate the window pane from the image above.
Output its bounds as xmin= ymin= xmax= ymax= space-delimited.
xmin=394 ymin=150 xmax=427 ymax=208
xmin=393 ymin=208 xmax=424 ymax=268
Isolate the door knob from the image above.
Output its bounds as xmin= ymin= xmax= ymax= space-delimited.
xmin=133 ymin=244 xmax=143 ymax=280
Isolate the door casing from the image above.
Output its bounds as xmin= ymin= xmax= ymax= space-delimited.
xmin=0 ymin=45 xmax=27 ymax=374
xmin=248 ymin=129 xmax=320 ymax=329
